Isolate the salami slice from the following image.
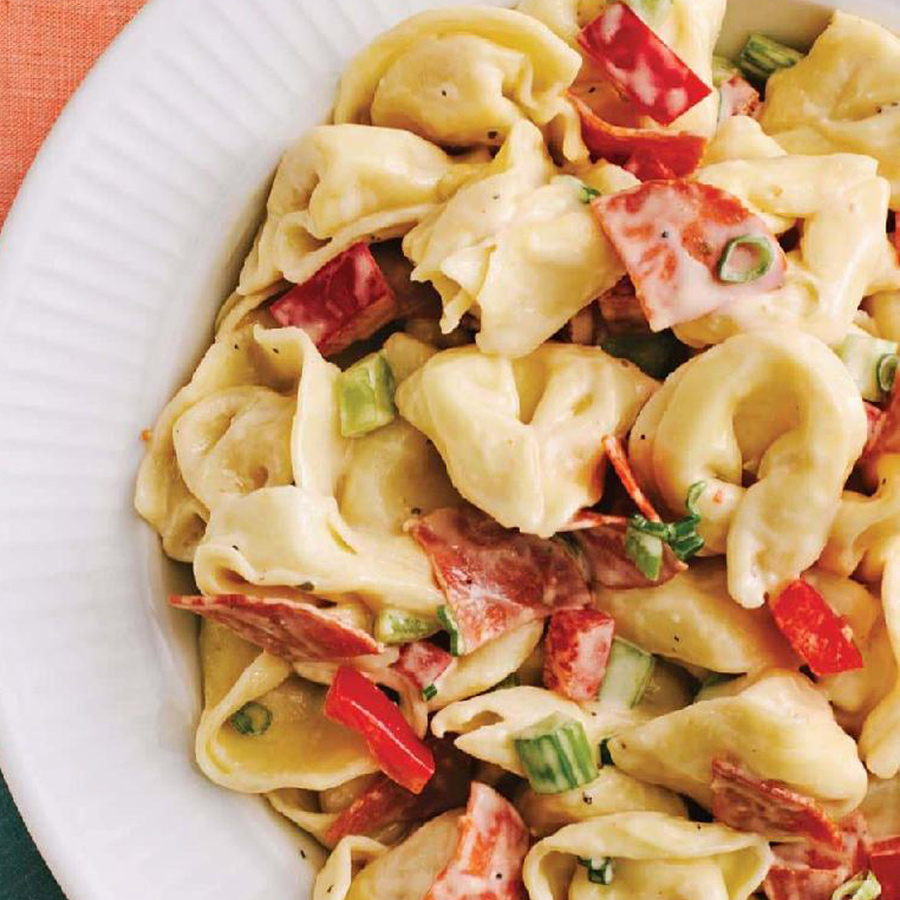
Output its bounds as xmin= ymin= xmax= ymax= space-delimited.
xmin=710 ymin=757 xmax=843 ymax=850
xmin=570 ymin=93 xmax=706 ymax=181
xmin=572 ymin=516 xmax=685 ymax=588
xmin=602 ymin=435 xmax=660 ymax=521
xmin=270 ymin=242 xmax=397 ymax=356
xmin=325 ymin=739 xmax=471 ymax=845
xmin=763 ymin=813 xmax=871 ymax=900
xmin=543 ymin=609 xmax=616 ymax=701
xmin=592 ymin=181 xmax=787 ymax=331
xmin=425 ymin=782 xmax=530 ymax=900
xmin=393 ymin=641 xmax=453 ymax=693
xmin=578 ymin=4 xmax=712 ymax=126
xmin=408 ymin=507 xmax=592 ymax=654
xmin=169 ymin=594 xmax=381 ymax=661
xmin=718 ymin=75 xmax=761 ymax=121
xmin=871 ymin=837 xmax=900 ymax=900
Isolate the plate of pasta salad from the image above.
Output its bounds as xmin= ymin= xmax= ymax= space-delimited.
xmin=5 ymin=0 xmax=900 ymax=898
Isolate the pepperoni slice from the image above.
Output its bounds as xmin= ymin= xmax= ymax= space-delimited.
xmin=270 ymin=242 xmax=397 ymax=356
xmin=710 ymin=757 xmax=843 ymax=850
xmin=763 ymin=813 xmax=871 ymax=900
xmin=570 ymin=93 xmax=706 ymax=181
xmin=392 ymin=641 xmax=453 ymax=693
xmin=602 ymin=435 xmax=660 ymax=521
xmin=718 ymin=75 xmax=761 ymax=121
xmin=572 ymin=516 xmax=685 ymax=589
xmin=769 ymin=580 xmax=863 ymax=677
xmin=324 ymin=739 xmax=471 ymax=845
xmin=169 ymin=594 xmax=381 ymax=661
xmin=871 ymin=837 xmax=900 ymax=900
xmin=577 ymin=3 xmax=712 ymax=126
xmin=425 ymin=782 xmax=530 ymax=900
xmin=408 ymin=507 xmax=592 ymax=655
xmin=592 ymin=181 xmax=787 ymax=331
xmin=543 ymin=609 xmax=616 ymax=701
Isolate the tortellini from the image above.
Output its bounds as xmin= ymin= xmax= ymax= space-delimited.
xmin=629 ymin=329 xmax=867 ymax=608
xmin=237 ymin=124 xmax=485 ymax=296
xmin=196 ymin=621 xmax=378 ymax=793
xmin=397 ymin=342 xmax=656 ymax=537
xmin=609 ymin=669 xmax=869 ymax=817
xmin=595 ymin=559 xmax=795 ymax=673
xmin=402 ymin=122 xmax=626 ymax=356
xmin=679 ymin=153 xmax=892 ymax=347
xmin=522 ymin=812 xmax=772 ymax=900
xmin=760 ymin=12 xmax=900 ymax=207
xmin=333 ymin=7 xmax=582 ymax=156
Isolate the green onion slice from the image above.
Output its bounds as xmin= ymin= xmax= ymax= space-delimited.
xmin=831 ymin=871 xmax=881 ymax=900
xmin=625 ymin=526 xmax=664 ymax=580
xmin=578 ymin=857 xmax=615 ymax=885
xmin=230 ymin=702 xmax=273 ymax=736
xmin=422 ymin=683 xmax=438 ymax=702
xmin=877 ymin=353 xmax=899 ymax=394
xmin=438 ymin=605 xmax=465 ymax=656
xmin=580 ymin=184 xmax=601 ymax=204
xmin=717 ymin=235 xmax=775 ymax=284
xmin=686 ymin=481 xmax=706 ymax=516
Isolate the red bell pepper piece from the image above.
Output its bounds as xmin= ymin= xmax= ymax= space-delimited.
xmin=578 ymin=3 xmax=712 ymax=126
xmin=324 ymin=665 xmax=435 ymax=794
xmin=602 ymin=434 xmax=660 ymax=521
xmin=871 ymin=837 xmax=900 ymax=900
xmin=592 ymin=180 xmax=787 ymax=331
xmin=543 ymin=609 xmax=616 ymax=701
xmin=711 ymin=757 xmax=842 ymax=849
xmin=270 ymin=242 xmax=397 ymax=357
xmin=769 ymin=580 xmax=863 ymax=677
xmin=392 ymin=641 xmax=453 ymax=694
xmin=569 ymin=93 xmax=706 ymax=181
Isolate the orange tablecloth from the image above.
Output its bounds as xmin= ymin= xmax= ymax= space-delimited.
xmin=0 ymin=0 xmax=148 ymax=226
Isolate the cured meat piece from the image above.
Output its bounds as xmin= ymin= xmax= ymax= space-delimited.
xmin=863 ymin=382 xmax=900 ymax=461
xmin=718 ymin=75 xmax=761 ymax=120
xmin=597 ymin=277 xmax=649 ymax=334
xmin=602 ymin=435 xmax=660 ymax=521
xmin=572 ymin=516 xmax=685 ymax=588
xmin=270 ymin=242 xmax=397 ymax=356
xmin=592 ymin=181 xmax=787 ymax=331
xmin=763 ymin=813 xmax=871 ymax=900
xmin=570 ymin=93 xmax=706 ymax=181
xmin=711 ymin=757 xmax=842 ymax=849
xmin=578 ymin=4 xmax=712 ymax=126
xmin=408 ymin=507 xmax=592 ymax=655
xmin=325 ymin=739 xmax=471 ymax=844
xmin=169 ymin=594 xmax=381 ymax=661
xmin=392 ymin=641 xmax=453 ymax=693
xmin=864 ymin=401 xmax=887 ymax=456
xmin=425 ymin=782 xmax=530 ymax=900
xmin=324 ymin=665 xmax=435 ymax=794
xmin=543 ymin=609 xmax=616 ymax=701
xmin=871 ymin=837 xmax=900 ymax=900
xmin=769 ymin=580 xmax=863 ymax=677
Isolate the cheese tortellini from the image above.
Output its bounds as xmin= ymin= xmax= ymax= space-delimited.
xmin=397 ymin=341 xmax=656 ymax=537
xmin=629 ymin=329 xmax=867 ymax=608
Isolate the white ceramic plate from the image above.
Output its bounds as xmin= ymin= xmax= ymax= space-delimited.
xmin=0 ymin=0 xmax=898 ymax=897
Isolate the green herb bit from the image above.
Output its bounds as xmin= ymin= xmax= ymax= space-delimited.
xmin=831 ymin=871 xmax=881 ymax=900
xmin=374 ymin=608 xmax=439 ymax=645
xmin=337 ymin=352 xmax=396 ymax=438
xmin=438 ymin=605 xmax=465 ymax=656
xmin=578 ymin=857 xmax=615 ymax=885
xmin=717 ymin=235 xmax=775 ymax=284
xmin=625 ymin=526 xmax=664 ymax=580
xmin=580 ymin=183 xmax=601 ymax=204
xmin=738 ymin=32 xmax=804 ymax=84
xmin=878 ymin=354 xmax=899 ymax=394
xmin=230 ymin=702 xmax=273 ymax=736
xmin=685 ymin=481 xmax=706 ymax=516
xmin=422 ymin=683 xmax=438 ymax=702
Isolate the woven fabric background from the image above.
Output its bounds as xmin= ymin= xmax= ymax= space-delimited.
xmin=0 ymin=0 xmax=147 ymax=226
xmin=1 ymin=6 xmax=148 ymax=895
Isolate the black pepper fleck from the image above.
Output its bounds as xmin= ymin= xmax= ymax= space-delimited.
xmin=661 ymin=230 xmax=670 ymax=239
xmin=441 ymin=89 xmax=448 ymax=97
xmin=583 ymin=792 xmax=593 ymax=805
xmin=487 ymin=130 xmax=499 ymax=139
xmin=300 ymin=850 xmax=306 ymax=859
xmin=233 ymin=344 xmax=239 ymax=350
xmin=411 ymin=507 xmax=422 ymax=515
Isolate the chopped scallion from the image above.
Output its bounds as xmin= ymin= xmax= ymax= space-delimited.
xmin=877 ymin=353 xmax=898 ymax=395
xmin=737 ymin=32 xmax=804 ymax=84
xmin=831 ymin=871 xmax=882 ymax=900
xmin=337 ymin=352 xmax=396 ymax=438
xmin=438 ymin=605 xmax=465 ymax=656
xmin=580 ymin=183 xmax=601 ymax=204
xmin=838 ymin=334 xmax=899 ymax=402
xmin=578 ymin=857 xmax=615 ymax=885
xmin=514 ymin=714 xmax=599 ymax=794
xmin=230 ymin=702 xmax=273 ymax=736
xmin=685 ymin=480 xmax=706 ymax=516
xmin=625 ymin=526 xmax=664 ymax=580
xmin=374 ymin=608 xmax=439 ymax=645
xmin=717 ymin=235 xmax=775 ymax=284
xmin=422 ymin=683 xmax=438 ymax=702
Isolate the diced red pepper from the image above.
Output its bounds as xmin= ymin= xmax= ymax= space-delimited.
xmin=577 ymin=3 xmax=712 ymax=126
xmin=270 ymin=242 xmax=397 ymax=356
xmin=572 ymin=515 xmax=686 ymax=588
xmin=424 ymin=782 xmax=530 ymax=900
xmin=769 ymin=580 xmax=863 ymax=677
xmin=602 ymin=434 xmax=660 ymax=521
xmin=592 ymin=180 xmax=787 ymax=331
xmin=569 ymin=93 xmax=706 ymax=181
xmin=169 ymin=594 xmax=382 ymax=661
xmin=872 ymin=837 xmax=900 ymax=900
xmin=543 ymin=609 xmax=616 ymax=701
xmin=408 ymin=507 xmax=592 ymax=654
xmin=324 ymin=739 xmax=471 ymax=844
xmin=324 ymin=665 xmax=435 ymax=794
xmin=559 ymin=510 xmax=631 ymax=531
xmin=711 ymin=757 xmax=842 ymax=849
xmin=718 ymin=75 xmax=761 ymax=120
xmin=392 ymin=641 xmax=453 ymax=693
